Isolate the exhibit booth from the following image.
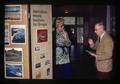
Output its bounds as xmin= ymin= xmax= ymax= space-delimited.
xmin=4 ymin=4 xmax=53 ymax=79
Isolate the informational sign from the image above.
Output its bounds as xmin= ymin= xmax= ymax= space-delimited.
xmin=30 ymin=5 xmax=52 ymax=79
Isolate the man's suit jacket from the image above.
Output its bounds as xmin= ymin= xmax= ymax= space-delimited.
xmin=90 ymin=32 xmax=114 ymax=72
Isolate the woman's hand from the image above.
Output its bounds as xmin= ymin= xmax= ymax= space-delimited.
xmin=62 ymin=30 xmax=68 ymax=40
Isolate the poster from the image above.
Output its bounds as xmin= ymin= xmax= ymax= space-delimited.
xmin=30 ymin=5 xmax=52 ymax=79
xmin=5 ymin=5 xmax=22 ymax=20
xmin=5 ymin=23 xmax=10 ymax=45
xmin=11 ymin=25 xmax=26 ymax=44
xmin=4 ymin=48 xmax=23 ymax=62
xmin=5 ymin=64 xmax=23 ymax=78
xmin=37 ymin=29 xmax=48 ymax=43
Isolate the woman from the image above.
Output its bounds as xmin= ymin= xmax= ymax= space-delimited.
xmin=55 ymin=17 xmax=72 ymax=79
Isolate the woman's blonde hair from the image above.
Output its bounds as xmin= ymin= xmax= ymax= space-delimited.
xmin=56 ymin=17 xmax=64 ymax=23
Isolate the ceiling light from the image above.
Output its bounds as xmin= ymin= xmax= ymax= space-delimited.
xmin=65 ymin=10 xmax=68 ymax=14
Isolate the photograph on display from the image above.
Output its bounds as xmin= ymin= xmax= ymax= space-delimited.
xmin=36 ymin=52 xmax=45 ymax=61
xmin=11 ymin=25 xmax=26 ymax=44
xmin=35 ymin=63 xmax=41 ymax=68
xmin=47 ymin=68 xmax=50 ymax=76
xmin=4 ymin=48 xmax=23 ymax=62
xmin=5 ymin=5 xmax=21 ymax=20
xmin=5 ymin=64 xmax=23 ymax=78
xmin=37 ymin=29 xmax=48 ymax=43
xmin=40 ymin=53 xmax=45 ymax=59
xmin=34 ymin=46 xmax=41 ymax=51
xmin=5 ymin=23 xmax=10 ymax=45
xmin=45 ymin=60 xmax=50 ymax=65
xmin=35 ymin=71 xmax=41 ymax=79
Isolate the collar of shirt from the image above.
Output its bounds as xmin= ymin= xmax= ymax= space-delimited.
xmin=100 ymin=32 xmax=105 ymax=41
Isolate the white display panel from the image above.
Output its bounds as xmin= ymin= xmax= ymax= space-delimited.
xmin=30 ymin=5 xmax=53 ymax=79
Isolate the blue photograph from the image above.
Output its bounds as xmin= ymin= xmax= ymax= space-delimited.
xmin=35 ymin=63 xmax=41 ymax=68
xmin=6 ymin=64 xmax=23 ymax=78
xmin=11 ymin=27 xmax=25 ymax=43
xmin=5 ymin=5 xmax=20 ymax=12
xmin=5 ymin=5 xmax=21 ymax=20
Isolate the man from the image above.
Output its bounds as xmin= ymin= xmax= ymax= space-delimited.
xmin=88 ymin=22 xmax=114 ymax=79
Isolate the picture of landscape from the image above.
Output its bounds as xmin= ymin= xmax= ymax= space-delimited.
xmin=5 ymin=48 xmax=23 ymax=62
xmin=5 ymin=64 xmax=23 ymax=78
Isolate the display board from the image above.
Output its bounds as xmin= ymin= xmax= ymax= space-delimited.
xmin=30 ymin=5 xmax=52 ymax=79
xmin=4 ymin=5 xmax=30 ymax=79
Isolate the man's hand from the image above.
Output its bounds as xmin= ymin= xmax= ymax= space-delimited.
xmin=86 ymin=50 xmax=97 ymax=57
xmin=88 ymin=38 xmax=94 ymax=45
xmin=89 ymin=52 xmax=97 ymax=57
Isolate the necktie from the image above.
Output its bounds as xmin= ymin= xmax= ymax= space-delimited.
xmin=98 ymin=37 xmax=100 ymax=43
